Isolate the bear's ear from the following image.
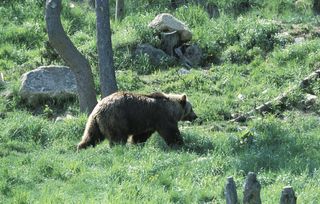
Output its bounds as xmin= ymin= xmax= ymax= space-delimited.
xmin=180 ymin=94 xmax=187 ymax=107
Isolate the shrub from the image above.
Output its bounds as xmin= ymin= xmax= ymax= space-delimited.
xmin=117 ymin=70 xmax=144 ymax=91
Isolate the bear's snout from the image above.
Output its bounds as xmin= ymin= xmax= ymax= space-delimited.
xmin=183 ymin=112 xmax=198 ymax=122
xmin=189 ymin=112 xmax=198 ymax=121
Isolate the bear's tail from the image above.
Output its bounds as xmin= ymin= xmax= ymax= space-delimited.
xmin=77 ymin=115 xmax=103 ymax=151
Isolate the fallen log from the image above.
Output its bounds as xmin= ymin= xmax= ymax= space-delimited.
xmin=230 ymin=68 xmax=320 ymax=122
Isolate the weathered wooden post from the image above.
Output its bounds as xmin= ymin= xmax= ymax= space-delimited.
xmin=243 ymin=172 xmax=261 ymax=204
xmin=225 ymin=176 xmax=238 ymax=204
xmin=313 ymin=0 xmax=320 ymax=14
xmin=280 ymin=186 xmax=297 ymax=204
xmin=206 ymin=3 xmax=220 ymax=18
xmin=160 ymin=31 xmax=180 ymax=56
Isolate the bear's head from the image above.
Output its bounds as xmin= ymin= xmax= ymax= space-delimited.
xmin=180 ymin=95 xmax=198 ymax=122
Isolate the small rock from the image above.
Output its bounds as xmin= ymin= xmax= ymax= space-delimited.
xmin=237 ymin=94 xmax=245 ymax=101
xmin=20 ymin=65 xmax=77 ymax=106
xmin=294 ymin=37 xmax=305 ymax=44
xmin=55 ymin=114 xmax=74 ymax=123
xmin=275 ymin=32 xmax=294 ymax=46
xmin=178 ymin=68 xmax=190 ymax=75
xmin=135 ymin=44 xmax=171 ymax=66
xmin=148 ymin=13 xmax=192 ymax=42
xmin=304 ymin=94 xmax=317 ymax=106
xmin=311 ymin=27 xmax=320 ymax=37
xmin=262 ymin=89 xmax=269 ymax=94
xmin=65 ymin=114 xmax=74 ymax=120
xmin=209 ymin=124 xmax=223 ymax=132
xmin=55 ymin=116 xmax=64 ymax=123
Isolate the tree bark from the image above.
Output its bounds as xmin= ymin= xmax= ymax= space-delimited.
xmin=45 ymin=0 xmax=97 ymax=113
xmin=95 ymin=0 xmax=118 ymax=98
xmin=115 ymin=0 xmax=125 ymax=21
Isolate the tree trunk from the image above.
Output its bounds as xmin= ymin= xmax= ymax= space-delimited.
xmin=95 ymin=0 xmax=118 ymax=98
xmin=115 ymin=0 xmax=125 ymax=21
xmin=45 ymin=0 xmax=97 ymax=114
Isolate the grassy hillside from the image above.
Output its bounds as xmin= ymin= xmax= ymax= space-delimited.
xmin=1 ymin=0 xmax=320 ymax=203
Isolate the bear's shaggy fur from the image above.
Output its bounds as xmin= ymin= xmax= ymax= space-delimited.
xmin=77 ymin=92 xmax=197 ymax=150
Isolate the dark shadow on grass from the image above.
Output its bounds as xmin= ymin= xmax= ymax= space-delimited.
xmin=179 ymin=132 xmax=216 ymax=155
xmin=231 ymin=121 xmax=320 ymax=175
xmin=143 ymin=132 xmax=216 ymax=155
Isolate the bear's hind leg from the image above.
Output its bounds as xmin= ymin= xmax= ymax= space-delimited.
xmin=109 ymin=137 xmax=127 ymax=147
xmin=108 ymin=130 xmax=128 ymax=147
xmin=131 ymin=131 xmax=154 ymax=144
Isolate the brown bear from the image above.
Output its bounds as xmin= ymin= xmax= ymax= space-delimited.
xmin=77 ymin=92 xmax=197 ymax=150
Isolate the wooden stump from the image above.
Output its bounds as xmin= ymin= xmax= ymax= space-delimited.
xmin=280 ymin=186 xmax=297 ymax=204
xmin=160 ymin=31 xmax=180 ymax=56
xmin=206 ymin=3 xmax=220 ymax=18
xmin=225 ymin=176 xmax=238 ymax=204
xmin=313 ymin=0 xmax=320 ymax=14
xmin=243 ymin=172 xmax=261 ymax=204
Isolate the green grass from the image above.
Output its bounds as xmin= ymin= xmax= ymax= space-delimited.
xmin=1 ymin=0 xmax=320 ymax=203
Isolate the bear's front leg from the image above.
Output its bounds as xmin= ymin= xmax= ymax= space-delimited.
xmin=157 ymin=123 xmax=184 ymax=146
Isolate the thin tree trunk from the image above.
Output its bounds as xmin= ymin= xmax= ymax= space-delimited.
xmin=95 ymin=0 xmax=118 ymax=98
xmin=45 ymin=0 xmax=97 ymax=113
xmin=115 ymin=0 xmax=125 ymax=21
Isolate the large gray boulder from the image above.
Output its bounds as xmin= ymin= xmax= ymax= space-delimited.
xmin=148 ymin=13 xmax=192 ymax=42
xmin=183 ymin=44 xmax=202 ymax=66
xmin=135 ymin=43 xmax=171 ymax=66
xmin=20 ymin=65 xmax=77 ymax=106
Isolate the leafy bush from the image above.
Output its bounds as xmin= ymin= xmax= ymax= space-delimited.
xmin=222 ymin=44 xmax=249 ymax=64
xmin=176 ymin=5 xmax=210 ymax=28
xmin=117 ymin=70 xmax=144 ymax=91
xmin=236 ymin=17 xmax=281 ymax=52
